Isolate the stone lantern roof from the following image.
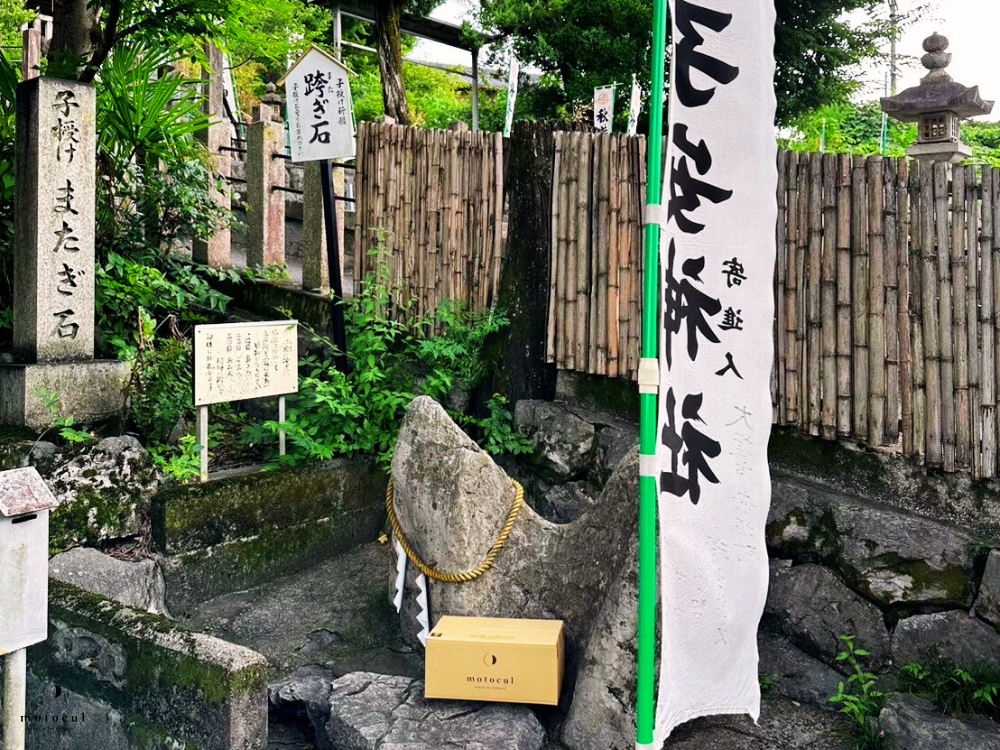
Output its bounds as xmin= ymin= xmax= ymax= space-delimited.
xmin=881 ymin=32 xmax=994 ymax=122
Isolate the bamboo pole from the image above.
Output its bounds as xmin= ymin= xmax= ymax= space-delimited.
xmin=776 ymin=151 xmax=789 ymax=425
xmin=576 ymin=134 xmax=593 ymax=371
xmin=785 ymin=152 xmax=801 ymax=424
xmin=965 ymin=166 xmax=981 ymax=477
xmin=910 ymin=161 xmax=927 ymax=462
xmin=883 ymin=158 xmax=900 ymax=446
xmin=797 ymin=156 xmax=810 ymax=428
xmin=565 ymin=133 xmax=579 ymax=370
xmin=922 ymin=162 xmax=943 ymax=466
xmin=593 ymin=133 xmax=608 ymax=374
xmin=820 ymin=153 xmax=837 ymax=439
xmin=935 ymin=162 xmax=956 ymax=471
xmin=608 ymin=134 xmax=622 ymax=378
xmin=548 ymin=133 xmax=563 ymax=364
xmin=852 ymin=155 xmax=870 ymax=440
xmin=982 ymin=167 xmax=997 ymax=478
xmin=898 ymin=158 xmax=914 ymax=457
xmin=952 ymin=165 xmax=970 ymax=470
xmin=867 ymin=157 xmax=887 ymax=445
xmin=807 ymin=152 xmax=823 ymax=436
xmin=992 ymin=167 xmax=1000 ymax=478
xmin=836 ymin=154 xmax=853 ymax=436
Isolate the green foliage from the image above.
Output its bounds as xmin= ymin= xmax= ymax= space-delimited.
xmin=124 ymin=310 xmax=195 ymax=443
xmin=0 ymin=0 xmax=33 ymax=56
xmin=781 ymin=101 xmax=917 ymax=157
xmin=828 ymin=636 xmax=888 ymax=750
xmin=462 ymin=395 xmax=534 ymax=457
xmin=150 ymin=435 xmax=205 ymax=483
xmin=897 ymin=662 xmax=1000 ymax=721
xmin=33 ymin=388 xmax=96 ymax=445
xmin=245 ymin=242 xmax=515 ymax=469
xmin=759 ymin=674 xmax=776 ymax=694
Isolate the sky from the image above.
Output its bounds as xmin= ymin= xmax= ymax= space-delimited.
xmin=409 ymin=0 xmax=1000 ymax=121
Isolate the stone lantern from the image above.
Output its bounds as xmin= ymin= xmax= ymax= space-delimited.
xmin=881 ymin=32 xmax=994 ymax=163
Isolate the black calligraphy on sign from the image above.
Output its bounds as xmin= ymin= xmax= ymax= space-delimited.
xmin=663 ymin=239 xmax=721 ymax=370
xmin=669 ymin=124 xmax=732 ymax=234
xmin=335 ymin=79 xmax=348 ymax=126
xmin=305 ymin=69 xmax=332 ymax=145
xmin=722 ymin=257 xmax=746 ymax=287
xmin=675 ymin=0 xmax=740 ymax=108
xmin=53 ymin=221 xmax=80 ymax=253
xmin=661 ymin=389 xmax=721 ymax=504
xmin=719 ymin=307 xmax=743 ymax=331
xmin=715 ymin=352 xmax=743 ymax=379
xmin=53 ymin=309 xmax=79 ymax=339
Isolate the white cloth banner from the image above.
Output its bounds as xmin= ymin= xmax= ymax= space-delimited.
xmin=594 ymin=85 xmax=615 ymax=132
xmin=628 ymin=75 xmax=642 ymax=136
xmin=504 ymin=56 xmax=520 ymax=138
xmin=654 ymin=0 xmax=777 ymax=743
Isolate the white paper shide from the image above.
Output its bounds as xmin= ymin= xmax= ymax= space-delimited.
xmin=282 ymin=46 xmax=355 ymax=162
xmin=654 ymin=0 xmax=777 ymax=743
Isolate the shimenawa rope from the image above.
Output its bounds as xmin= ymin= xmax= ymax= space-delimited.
xmin=386 ymin=476 xmax=524 ymax=583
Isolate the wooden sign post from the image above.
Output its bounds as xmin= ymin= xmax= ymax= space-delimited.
xmin=193 ymin=321 xmax=299 ymax=481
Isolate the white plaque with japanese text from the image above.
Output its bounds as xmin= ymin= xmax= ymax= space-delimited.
xmin=193 ymin=321 xmax=299 ymax=407
xmin=280 ymin=46 xmax=355 ymax=162
xmin=653 ymin=0 xmax=778 ymax=742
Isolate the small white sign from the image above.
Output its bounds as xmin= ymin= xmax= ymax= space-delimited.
xmin=194 ymin=321 xmax=299 ymax=407
xmin=280 ymin=46 xmax=355 ymax=162
xmin=594 ymin=85 xmax=615 ymax=132
xmin=628 ymin=76 xmax=642 ymax=136
xmin=504 ymin=56 xmax=520 ymax=138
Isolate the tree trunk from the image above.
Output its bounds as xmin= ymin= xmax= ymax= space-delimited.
xmin=373 ymin=0 xmax=412 ymax=125
xmin=48 ymin=0 xmax=100 ymax=64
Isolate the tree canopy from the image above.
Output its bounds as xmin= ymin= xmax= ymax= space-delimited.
xmin=479 ymin=0 xmax=912 ymax=126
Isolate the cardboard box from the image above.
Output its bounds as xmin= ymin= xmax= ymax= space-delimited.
xmin=425 ymin=616 xmax=564 ymax=706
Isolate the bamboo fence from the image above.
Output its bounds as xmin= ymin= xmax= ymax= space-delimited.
xmin=545 ymin=135 xmax=1000 ymax=478
xmin=353 ymin=122 xmax=505 ymax=316
xmin=354 ymin=123 xmax=1000 ymax=478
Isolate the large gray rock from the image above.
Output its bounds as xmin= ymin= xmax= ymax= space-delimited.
xmin=768 ymin=477 xmax=977 ymax=607
xmin=33 ymin=435 xmax=163 ymax=550
xmin=561 ymin=511 xmax=639 ymax=750
xmin=321 ymin=672 xmax=545 ymax=750
xmin=891 ymin=611 xmax=1000 ymax=669
xmin=591 ymin=424 xmax=637 ymax=487
xmin=757 ymin=632 xmax=845 ymax=708
xmin=538 ymin=480 xmax=599 ymax=524
xmin=879 ymin=693 xmax=1000 ymax=750
xmin=514 ymin=399 xmax=595 ymax=480
xmin=977 ymin=550 xmax=1000 ymax=630
xmin=49 ymin=547 xmax=170 ymax=617
xmin=391 ymin=398 xmax=636 ymax=665
xmin=765 ymin=563 xmax=891 ymax=672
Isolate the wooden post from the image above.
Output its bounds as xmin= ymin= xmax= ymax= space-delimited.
xmin=820 ymin=153 xmax=837 ymax=440
xmin=197 ymin=405 xmax=209 ymax=483
xmin=785 ymin=152 xmax=800 ymax=425
xmin=935 ymin=162 xmax=956 ymax=471
xmin=898 ymin=159 xmax=914 ymax=457
xmin=884 ymin=157 xmax=900 ymax=446
xmin=20 ymin=23 xmax=40 ymax=81
xmin=867 ymin=156 xmax=886 ymax=445
xmin=951 ymin=165 xmax=970 ymax=471
xmin=965 ymin=167 xmax=981 ymax=478
xmin=278 ymin=395 xmax=286 ymax=457
xmin=836 ymin=154 xmax=853 ymax=436
xmin=852 ymin=156 xmax=870 ymax=440
xmin=922 ymin=162 xmax=942 ymax=467
xmin=775 ymin=151 xmax=788 ymax=425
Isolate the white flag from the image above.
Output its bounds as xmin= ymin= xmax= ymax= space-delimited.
xmin=654 ymin=0 xmax=777 ymax=743
xmin=504 ymin=56 xmax=520 ymax=138
xmin=594 ymin=85 xmax=615 ymax=132
xmin=628 ymin=75 xmax=642 ymax=135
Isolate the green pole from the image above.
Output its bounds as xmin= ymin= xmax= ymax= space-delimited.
xmin=637 ymin=0 xmax=668 ymax=745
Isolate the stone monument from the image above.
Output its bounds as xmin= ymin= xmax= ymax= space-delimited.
xmin=0 ymin=78 xmax=129 ymax=430
xmin=881 ymin=31 xmax=994 ymax=163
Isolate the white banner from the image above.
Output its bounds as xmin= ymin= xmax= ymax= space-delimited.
xmin=594 ymin=85 xmax=615 ymax=132
xmin=654 ymin=0 xmax=777 ymax=743
xmin=281 ymin=45 xmax=355 ymax=162
xmin=628 ymin=75 xmax=642 ymax=135
xmin=504 ymin=56 xmax=520 ymax=138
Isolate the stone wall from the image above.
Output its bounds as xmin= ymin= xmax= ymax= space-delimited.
xmin=153 ymin=459 xmax=387 ymax=612
xmin=0 ymin=580 xmax=268 ymax=750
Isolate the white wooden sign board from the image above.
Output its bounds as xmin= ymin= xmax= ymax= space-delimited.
xmin=280 ymin=45 xmax=355 ymax=162
xmin=194 ymin=321 xmax=299 ymax=407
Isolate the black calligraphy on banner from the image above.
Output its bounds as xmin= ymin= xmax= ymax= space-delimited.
xmin=663 ymin=239 xmax=721 ymax=370
xmin=674 ymin=0 xmax=740 ymax=108
xmin=660 ymin=389 xmax=721 ymax=504
xmin=669 ymin=124 xmax=732 ymax=234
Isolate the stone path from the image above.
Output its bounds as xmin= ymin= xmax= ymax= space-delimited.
xmin=180 ymin=543 xmax=422 ymax=684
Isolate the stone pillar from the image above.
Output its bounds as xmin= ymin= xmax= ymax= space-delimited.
xmin=21 ymin=23 xmax=40 ymax=81
xmin=13 ymin=79 xmax=96 ymax=364
xmin=245 ymin=103 xmax=286 ymax=269
xmin=194 ymin=43 xmax=232 ymax=268
xmin=1 ymin=79 xmax=129 ymax=429
xmin=301 ymin=164 xmax=346 ymax=295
